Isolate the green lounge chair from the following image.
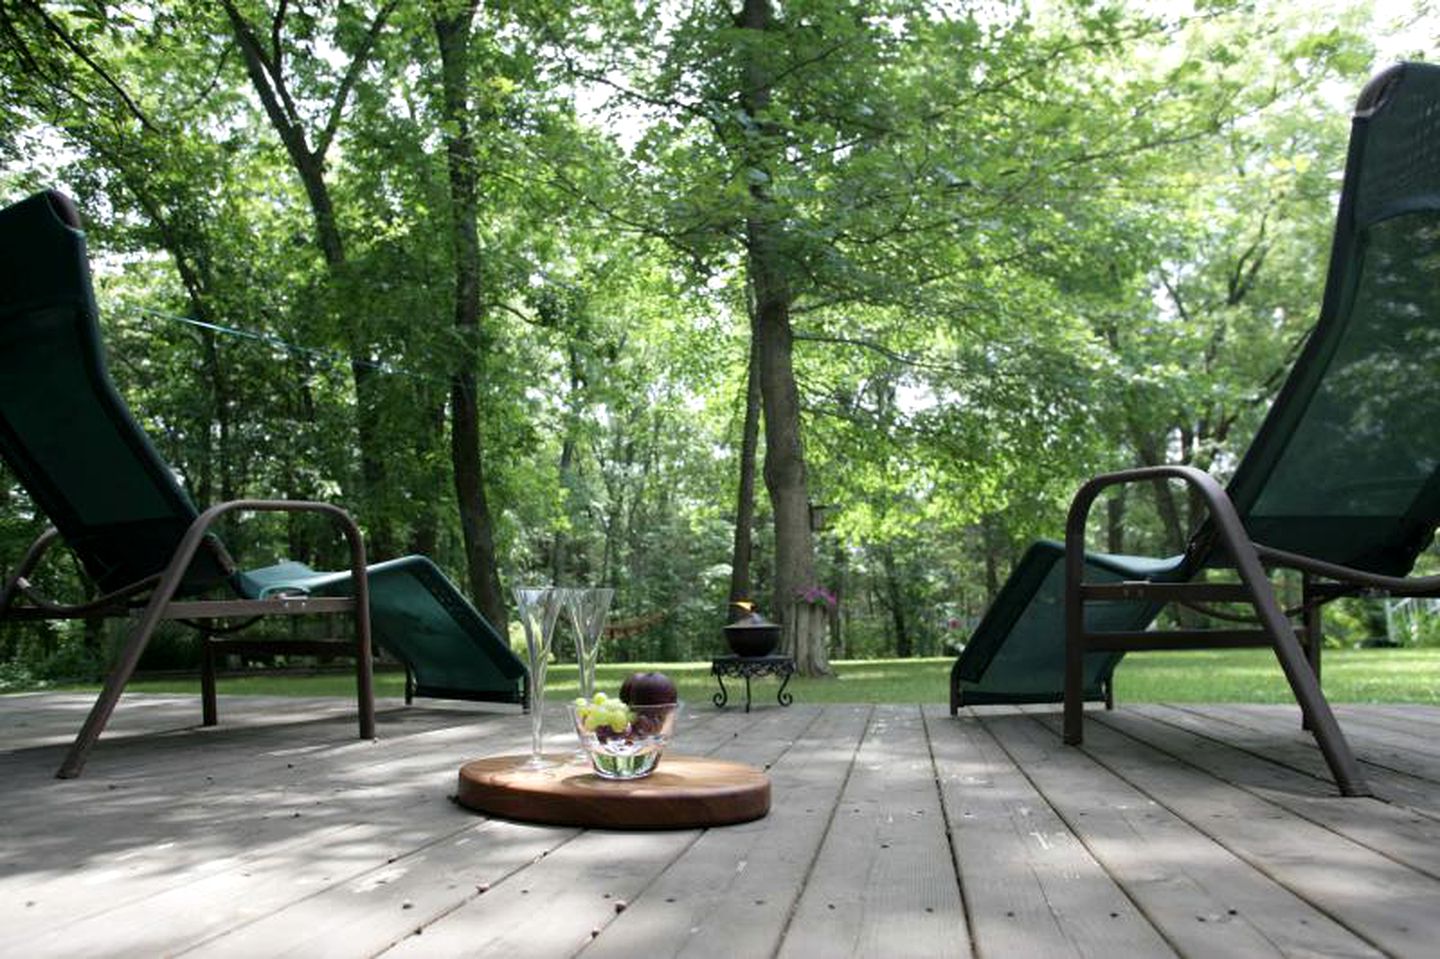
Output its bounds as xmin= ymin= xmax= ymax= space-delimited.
xmin=951 ymin=62 xmax=1440 ymax=797
xmin=0 ymin=189 xmax=526 ymax=779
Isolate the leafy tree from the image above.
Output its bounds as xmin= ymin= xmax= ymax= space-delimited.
xmin=0 ymin=0 xmax=1409 ymax=685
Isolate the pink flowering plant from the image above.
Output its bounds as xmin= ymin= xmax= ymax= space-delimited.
xmin=796 ymin=585 xmax=837 ymax=609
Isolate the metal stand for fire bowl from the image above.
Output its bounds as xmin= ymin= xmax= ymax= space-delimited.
xmin=710 ymin=655 xmax=796 ymax=712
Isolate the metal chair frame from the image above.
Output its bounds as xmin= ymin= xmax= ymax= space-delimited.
xmin=1 ymin=499 xmax=374 ymax=779
xmin=1062 ymin=465 xmax=1440 ymax=797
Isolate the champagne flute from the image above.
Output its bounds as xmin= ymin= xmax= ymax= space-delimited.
xmin=564 ymin=587 xmax=614 ymax=764
xmin=565 ymin=587 xmax=614 ymax=703
xmin=513 ymin=585 xmax=567 ymax=771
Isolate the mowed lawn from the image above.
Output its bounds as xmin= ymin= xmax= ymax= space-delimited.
xmin=57 ymin=648 xmax=1440 ymax=705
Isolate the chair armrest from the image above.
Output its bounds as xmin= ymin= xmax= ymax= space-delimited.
xmin=0 ymin=527 xmax=157 ymax=616
xmin=181 ymin=499 xmax=370 ymax=598
xmin=1254 ymin=543 xmax=1440 ymax=595
xmin=1063 ymin=464 xmax=1229 ymax=583
xmin=0 ymin=526 xmax=62 ymax=614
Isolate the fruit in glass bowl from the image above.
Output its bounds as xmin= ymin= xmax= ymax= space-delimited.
xmin=619 ymin=670 xmax=678 ymax=706
xmin=570 ymin=691 xmax=678 ymax=780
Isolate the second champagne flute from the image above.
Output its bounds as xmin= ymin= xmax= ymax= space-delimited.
xmin=565 ymin=587 xmax=614 ymax=703
xmin=513 ymin=585 xmax=567 ymax=771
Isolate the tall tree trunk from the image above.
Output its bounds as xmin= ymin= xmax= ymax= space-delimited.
xmin=738 ymin=0 xmax=828 ymax=676
xmin=434 ymin=0 xmax=507 ymax=630
xmin=1106 ymin=485 xmax=1126 ymax=554
xmin=881 ymin=546 xmax=911 ymax=657
xmin=981 ymin=516 xmax=1004 ymax=600
xmin=750 ymin=242 xmax=827 ymax=672
xmin=408 ymin=398 xmax=446 ymax=558
xmin=728 ymin=326 xmax=762 ymax=610
xmin=598 ymin=429 xmax=633 ymax=589
xmin=1129 ymin=425 xmax=1187 ymax=553
xmin=550 ymin=443 xmax=575 ymax=586
xmin=289 ymin=358 xmax=324 ymax=564
xmin=198 ymin=326 xmax=239 ymax=546
xmin=550 ymin=345 xmax=587 ymax=585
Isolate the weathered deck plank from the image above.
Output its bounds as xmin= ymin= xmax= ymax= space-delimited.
xmin=194 ymin=704 xmax=788 ymax=958
xmin=9 ymin=747 xmax=530 ymax=953
xmin=1055 ymin=708 xmax=1440 ymax=957
xmin=1 ymin=699 xmax=583 ymax=956
xmin=1159 ymin=703 xmax=1440 ymax=819
xmin=1008 ymin=709 xmax=1385 ymax=957
xmin=1334 ymin=703 xmax=1440 ymax=736
xmin=1347 ymin=703 xmax=1440 ymax=730
xmin=775 ymin=705 xmax=970 ymax=959
xmin=1106 ymin=706 xmax=1440 ymax=880
xmin=1223 ymin=703 xmax=1440 ymax=783
xmin=929 ymin=706 xmax=1174 ymax=958
xmin=0 ymin=706 xmax=525 ymax=931
xmin=0 ymin=695 xmax=482 ymax=796
xmin=385 ymin=704 xmax=854 ymax=958
xmin=559 ymin=704 xmax=861 ymax=958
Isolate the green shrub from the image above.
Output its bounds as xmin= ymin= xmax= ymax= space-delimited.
xmin=0 ymin=658 xmax=38 ymax=691
xmin=35 ymin=636 xmax=107 ymax=683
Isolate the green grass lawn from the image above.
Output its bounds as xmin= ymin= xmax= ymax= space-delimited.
xmin=51 ymin=647 xmax=1440 ymax=705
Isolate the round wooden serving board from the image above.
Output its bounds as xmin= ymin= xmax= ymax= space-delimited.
xmin=456 ymin=754 xmax=770 ymax=829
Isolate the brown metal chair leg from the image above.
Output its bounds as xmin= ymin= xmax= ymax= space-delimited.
xmin=1063 ymin=514 xmax=1088 ymax=745
xmin=57 ymin=576 xmax=183 ymax=778
xmin=347 ymin=544 xmax=375 ymax=741
xmin=201 ymin=635 xmax=219 ymax=727
xmin=1232 ymin=548 xmax=1368 ymax=795
xmin=1301 ymin=574 xmax=1323 ymax=732
xmin=1063 ymin=611 xmax=1083 ymax=738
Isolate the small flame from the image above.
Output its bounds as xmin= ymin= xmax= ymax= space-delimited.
xmin=732 ymin=600 xmax=755 ymax=613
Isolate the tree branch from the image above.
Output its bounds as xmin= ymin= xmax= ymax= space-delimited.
xmin=317 ymin=0 xmax=400 ymax=158
xmin=1226 ymin=212 xmax=1270 ymax=306
xmin=223 ymin=0 xmax=314 ymax=164
xmin=270 ymin=0 xmax=288 ymax=83
xmin=262 ymin=1 xmax=304 ymax=128
xmin=791 ymin=331 xmax=982 ymax=379
xmin=1160 ymin=272 xmax=1193 ymax=324
xmin=20 ymin=0 xmax=159 ymax=133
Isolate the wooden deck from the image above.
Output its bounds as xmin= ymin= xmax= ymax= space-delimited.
xmin=3 ymin=693 xmax=1439 ymax=957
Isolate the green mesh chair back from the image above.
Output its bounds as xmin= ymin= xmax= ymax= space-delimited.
xmin=1219 ymin=62 xmax=1440 ymax=575
xmin=0 ymin=191 xmax=231 ymax=595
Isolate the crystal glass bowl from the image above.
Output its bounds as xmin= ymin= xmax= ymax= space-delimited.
xmin=569 ymin=702 xmax=679 ymax=780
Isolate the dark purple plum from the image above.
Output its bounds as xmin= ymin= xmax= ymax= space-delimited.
xmin=621 ymin=671 xmax=677 ymax=706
